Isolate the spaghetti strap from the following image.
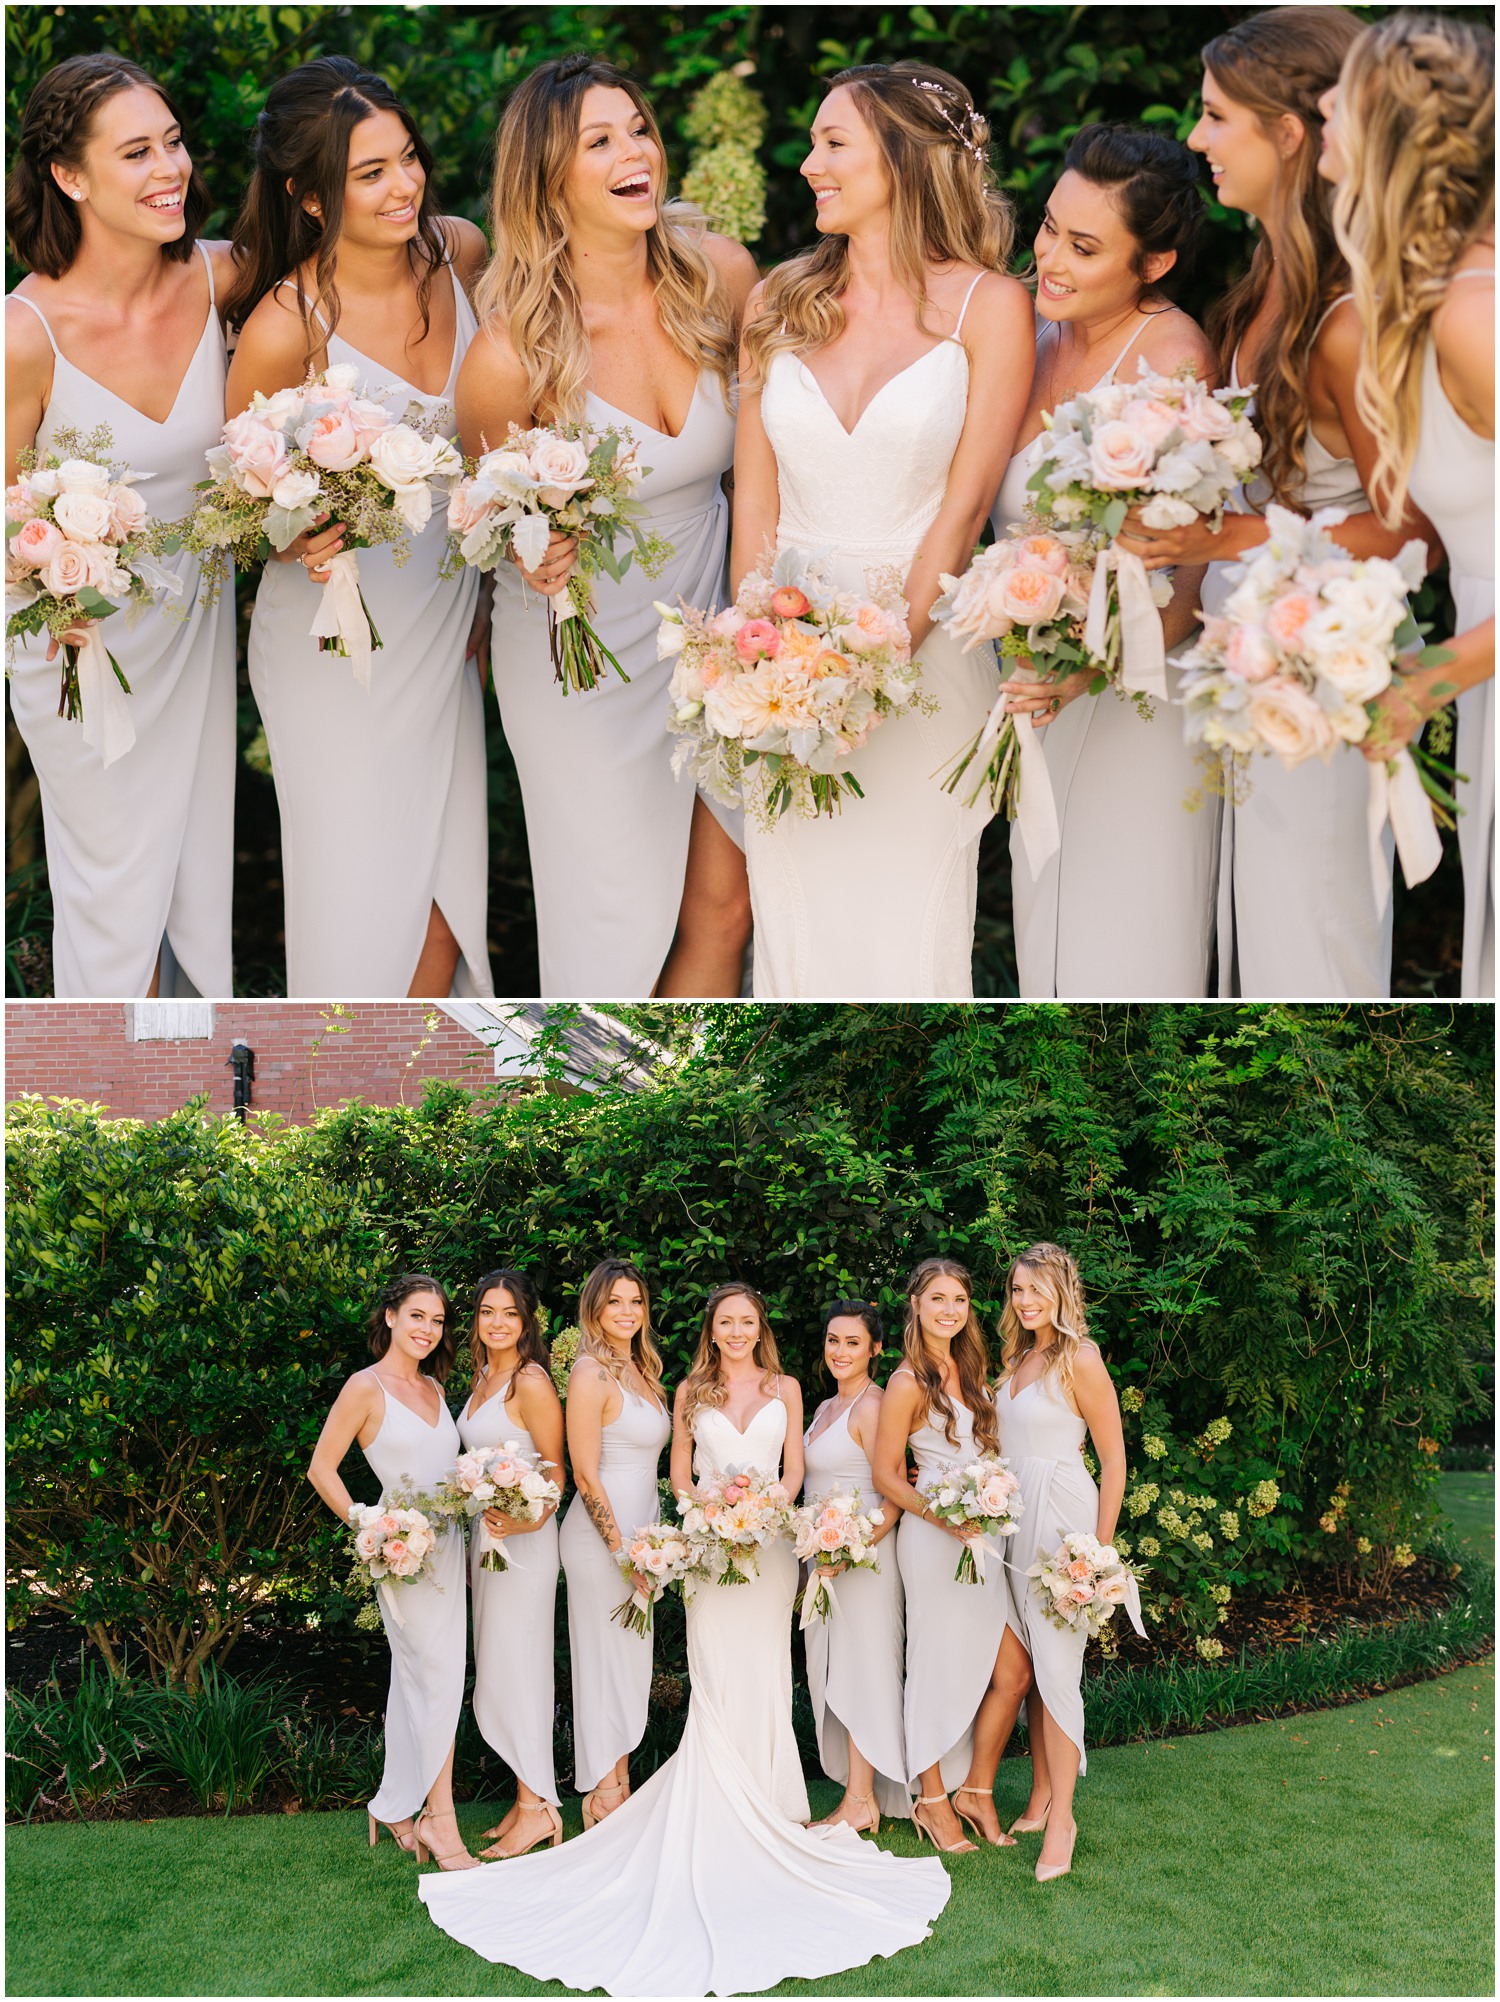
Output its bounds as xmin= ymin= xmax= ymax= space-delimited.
xmin=953 ymin=270 xmax=986 ymax=336
xmin=1449 ymin=268 xmax=1495 ymax=281
xmin=1101 ymin=313 xmax=1154 ymax=385
xmin=8 ymin=291 xmax=60 ymax=357
xmin=1311 ymin=290 xmax=1355 ymax=341
xmin=197 ymin=239 xmax=216 ymax=308
xmin=273 ymin=275 xmax=330 ymax=335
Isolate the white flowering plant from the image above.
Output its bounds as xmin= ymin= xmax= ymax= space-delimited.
xmin=184 ymin=364 xmax=463 ymax=677
xmin=5 ymin=424 xmax=185 ymax=754
xmin=444 ymin=420 xmax=670 ymax=693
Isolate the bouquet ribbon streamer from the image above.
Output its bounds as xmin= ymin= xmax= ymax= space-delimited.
xmin=1085 ymin=544 xmax=1168 ymax=698
xmin=76 ymin=626 xmax=137 ymax=768
xmin=1367 ymin=750 xmax=1442 ymax=915
xmin=308 ymin=550 xmax=374 ymax=689
xmin=377 ymin=1578 xmax=407 ymax=1632
xmin=799 ymin=1565 xmax=841 ymax=1630
xmin=974 ymin=679 xmax=1062 ymax=874
xmin=965 ymin=1531 xmax=1005 ymax=1583
xmin=1121 ymin=1568 xmax=1148 ymax=1639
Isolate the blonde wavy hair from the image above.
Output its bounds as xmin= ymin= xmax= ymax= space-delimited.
xmin=1331 ymin=11 xmax=1495 ymax=527
xmin=474 ymin=54 xmax=736 ymax=426
xmin=742 ymin=60 xmax=1014 ymax=384
xmin=997 ymin=1242 xmax=1094 ymax=1407
xmin=1201 ymin=7 xmax=1365 ymax=506
xmin=678 ymin=1283 xmax=782 ymax=1437
xmin=900 ymin=1257 xmax=998 ymax=1456
xmin=576 ymin=1257 xmax=666 ymax=1406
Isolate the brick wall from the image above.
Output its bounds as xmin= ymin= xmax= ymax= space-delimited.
xmin=4 ymin=1004 xmax=499 ymax=1123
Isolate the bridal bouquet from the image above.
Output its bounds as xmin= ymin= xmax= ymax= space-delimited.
xmin=1027 ymin=360 xmax=1261 ymax=697
xmin=611 ymin=1521 xmax=698 ymax=1637
xmin=1028 ymin=1531 xmax=1144 ymax=1641
xmin=434 ymin=1442 xmax=561 ymax=1573
xmin=660 ymin=545 xmax=922 ymax=824
xmin=347 ymin=1497 xmax=444 ymax=1629
xmin=791 ymin=1487 xmax=885 ymax=1628
xmin=185 ymin=363 xmax=462 ymax=685
xmin=5 ymin=425 xmax=184 ymax=765
xmin=923 ymin=1455 xmax=1024 ymax=1585
xmin=1176 ymin=504 xmax=1453 ymax=908
xmin=677 ymin=1466 xmax=795 ymax=1586
xmin=444 ymin=421 xmax=669 ymax=693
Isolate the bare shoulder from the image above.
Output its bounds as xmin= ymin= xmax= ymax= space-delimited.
xmin=440 ymin=214 xmax=489 ymax=286
xmin=458 ymin=313 xmax=527 ymax=394
xmin=1433 ymin=275 xmax=1496 ymax=393
xmin=337 ymin=1365 xmax=383 ymax=1415
xmin=702 ymin=233 xmax=759 ymax=305
xmin=202 ymin=238 xmax=239 ymax=307
xmin=5 ymin=292 xmax=54 ymax=382
xmin=1138 ymin=305 xmax=1215 ymax=380
xmin=1070 ymin=1339 xmax=1112 ymax=1387
xmin=959 ymin=269 xmax=1035 ymax=342
xmin=777 ymin=1373 xmax=804 ymax=1412
xmin=1313 ymin=293 xmax=1363 ymax=372
xmin=237 ymin=279 xmax=312 ymax=356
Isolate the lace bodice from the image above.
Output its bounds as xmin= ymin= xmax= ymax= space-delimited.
xmin=693 ymin=1398 xmax=789 ymax=1481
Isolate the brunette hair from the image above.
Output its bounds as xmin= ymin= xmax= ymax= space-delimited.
xmin=575 ymin=1257 xmax=666 ymax=1405
xmin=1201 ymin=6 xmax=1365 ymax=504
xmin=900 ymin=1256 xmax=998 ymax=1455
xmin=365 ymin=1271 xmax=455 ymax=1382
xmin=466 ymin=1266 xmax=550 ymax=1383
xmin=823 ymin=1298 xmax=884 ymax=1347
xmin=743 ymin=60 xmax=1014 ymax=382
xmin=679 ymin=1283 xmax=783 ymax=1435
xmin=996 ymin=1242 xmax=1095 ymax=1406
xmin=224 ymin=55 xmax=446 ymax=356
xmin=1332 ymin=11 xmax=1496 ymax=524
xmin=1060 ymin=122 xmax=1206 ymax=298
xmin=475 ymin=54 xmax=736 ymax=424
xmin=7 ymin=54 xmax=210 ymax=278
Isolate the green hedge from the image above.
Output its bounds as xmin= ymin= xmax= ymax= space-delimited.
xmin=6 ymin=1002 xmax=1491 ymax=1681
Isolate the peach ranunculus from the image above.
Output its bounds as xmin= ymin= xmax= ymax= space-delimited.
xmin=770 ymin=584 xmax=810 ymax=618
xmin=812 ymin=649 xmax=850 ymax=680
xmin=996 ymin=563 xmax=1067 ymax=627
xmin=1087 ymin=418 xmax=1159 ymax=490
xmin=10 ymin=516 xmax=63 ymax=570
xmin=224 ymin=412 xmax=293 ymax=496
xmin=734 ymin=618 xmax=781 ymax=664
xmin=40 ymin=540 xmax=91 ymax=597
xmin=1224 ymin=622 xmax=1278 ymax=682
xmin=1265 ymin=591 xmax=1316 ymax=655
xmin=1247 ymin=677 xmax=1337 ymax=767
xmin=299 ymin=407 xmax=364 ymax=472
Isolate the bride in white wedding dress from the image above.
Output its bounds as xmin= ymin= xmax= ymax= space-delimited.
xmin=419 ymin=1284 xmax=950 ymax=1997
xmin=733 ymin=60 xmax=1034 ymax=998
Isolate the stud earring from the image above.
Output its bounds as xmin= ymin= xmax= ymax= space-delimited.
xmin=69 ymin=190 xmax=83 ymax=201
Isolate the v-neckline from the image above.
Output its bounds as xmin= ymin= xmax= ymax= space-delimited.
xmin=714 ymin=1399 xmax=779 ymax=1436
xmin=797 ymin=341 xmax=953 ymax=438
xmin=324 ymin=263 xmax=461 ymax=403
xmin=806 ymin=1393 xmax=862 ymax=1450
xmin=376 ymin=1372 xmax=444 ymax=1431
xmin=465 ymin=1369 xmax=515 ymax=1423
xmin=589 ymin=380 xmax=698 ymax=443
xmin=43 ymin=294 xmax=215 ymax=431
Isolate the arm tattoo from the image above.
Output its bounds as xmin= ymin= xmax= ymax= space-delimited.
xmin=584 ymin=1490 xmax=620 ymax=1552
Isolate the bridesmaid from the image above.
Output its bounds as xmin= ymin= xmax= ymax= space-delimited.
xmin=307 ymin=1273 xmax=475 ymax=1870
xmin=993 ymin=125 xmax=1219 ymax=999
xmin=456 ymin=55 xmax=757 ymax=998
xmin=801 ymin=1299 xmax=909 ymax=1829
xmin=225 ymin=57 xmax=492 ymax=998
xmin=558 ymin=1257 xmax=671 ymax=1825
xmin=5 ymin=55 xmax=236 ymax=997
xmin=1324 ymin=13 xmax=1495 ymax=997
xmin=872 ymin=1256 xmax=1031 ymax=1856
xmin=1118 ymin=7 xmax=1437 ymax=999
xmin=992 ymin=1244 xmax=1136 ymax=1883
xmin=457 ymin=1268 xmax=564 ymax=1858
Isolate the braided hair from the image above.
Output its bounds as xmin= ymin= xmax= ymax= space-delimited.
xmin=1332 ymin=10 xmax=1495 ymax=526
xmin=6 ymin=54 xmax=209 ymax=278
xmin=1202 ymin=6 xmax=1365 ymax=506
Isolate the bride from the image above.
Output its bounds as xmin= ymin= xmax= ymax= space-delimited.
xmin=418 ymin=1283 xmax=950 ymax=1997
xmin=733 ymin=60 xmax=1033 ymax=997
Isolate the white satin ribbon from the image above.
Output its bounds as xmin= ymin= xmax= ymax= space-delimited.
xmin=1085 ymin=545 xmax=1167 ymax=699
xmin=76 ymin=626 xmax=136 ymax=767
xmin=1122 ymin=1569 xmax=1147 ymax=1640
xmin=799 ymin=1566 xmax=840 ymax=1630
xmin=475 ymin=1518 xmax=509 ymax=1570
xmin=1011 ymin=706 xmax=1062 ymax=875
xmin=377 ymin=1578 xmax=407 ymax=1631
xmin=308 ymin=549 xmax=374 ymax=689
xmin=1367 ymin=750 xmax=1443 ymax=915
xmin=965 ymin=1532 xmax=1004 ymax=1583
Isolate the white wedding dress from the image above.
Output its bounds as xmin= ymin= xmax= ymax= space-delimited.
xmin=419 ymin=1398 xmax=950 ymax=1997
xmin=744 ymin=278 xmax=1000 ymax=997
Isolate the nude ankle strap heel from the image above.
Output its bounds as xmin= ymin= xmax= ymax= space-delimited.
xmin=953 ymin=1785 xmax=1016 ymax=1848
xmin=912 ymin=1792 xmax=977 ymax=1855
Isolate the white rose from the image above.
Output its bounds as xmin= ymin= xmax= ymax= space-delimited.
xmin=27 ymin=468 xmax=60 ymax=498
xmin=83 ymin=542 xmax=130 ymax=596
xmin=321 ymin=362 xmax=361 ymax=395
xmin=270 ymin=467 xmax=322 ymax=511
xmin=657 ymin=618 xmax=687 ymax=657
xmin=528 ymin=435 xmax=592 ymax=493
xmin=52 ymin=490 xmax=115 ymax=543
xmin=369 ymin=424 xmax=442 ymax=491
xmin=481 ymin=450 xmax=542 ymax=502
xmin=1310 ymin=638 xmax=1392 ymax=705
xmin=1137 ymin=495 xmax=1199 ymax=530
xmin=54 ymin=458 xmax=111 ymax=496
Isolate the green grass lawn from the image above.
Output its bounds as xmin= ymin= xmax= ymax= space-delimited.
xmin=6 ymin=1660 xmax=1493 ymax=1998
xmin=1437 ymin=1472 xmax=1495 ymax=1564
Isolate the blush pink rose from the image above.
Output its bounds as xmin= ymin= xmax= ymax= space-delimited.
xmin=447 ymin=482 xmax=494 ymax=536
xmin=10 ymin=516 xmax=62 ymax=570
xmin=1225 ymin=622 xmax=1278 ymax=682
xmin=106 ymin=484 xmax=149 ymax=540
xmin=735 ymin=618 xmax=780 ymax=663
xmin=347 ymin=396 xmax=396 ymax=454
xmin=41 ymin=540 xmax=90 ymax=596
xmin=6 ymin=482 xmax=41 ymax=524
xmin=710 ymin=607 xmax=745 ymax=640
xmin=1123 ymin=397 xmax=1183 ymax=451
xmin=299 ymin=408 xmax=364 ymax=471
xmin=1176 ymin=393 xmax=1235 ymax=444
xmin=1248 ymin=678 xmax=1337 ymax=768
xmin=836 ymin=602 xmax=891 ymax=653
xmin=1266 ymin=591 xmax=1316 ymax=654
xmin=1068 ymin=1582 xmax=1096 ymax=1603
xmin=817 ymin=1522 xmax=845 ymax=1550
xmin=770 ymin=584 xmax=810 ymax=618
xmin=1087 ymin=419 xmax=1158 ymax=490
xmin=223 ymin=412 xmax=292 ymax=497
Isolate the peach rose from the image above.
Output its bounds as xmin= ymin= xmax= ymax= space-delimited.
xmin=1088 ymin=418 xmax=1158 ymax=490
xmin=996 ymin=564 xmax=1067 ymax=627
xmin=1265 ymin=591 xmax=1315 ymax=655
xmin=1225 ymin=622 xmax=1278 ymax=682
xmin=10 ymin=516 xmax=62 ymax=570
xmin=1247 ymin=677 xmax=1337 ymax=768
xmin=300 ymin=408 xmax=364 ymax=472
xmin=41 ymin=540 xmax=90 ymax=596
xmin=835 ymin=602 xmax=892 ymax=653
xmin=817 ymin=1521 xmax=845 ymax=1551
xmin=1013 ymin=534 xmax=1071 ymax=577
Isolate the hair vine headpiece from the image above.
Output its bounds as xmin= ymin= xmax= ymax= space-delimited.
xmin=912 ymin=77 xmax=986 ymax=162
